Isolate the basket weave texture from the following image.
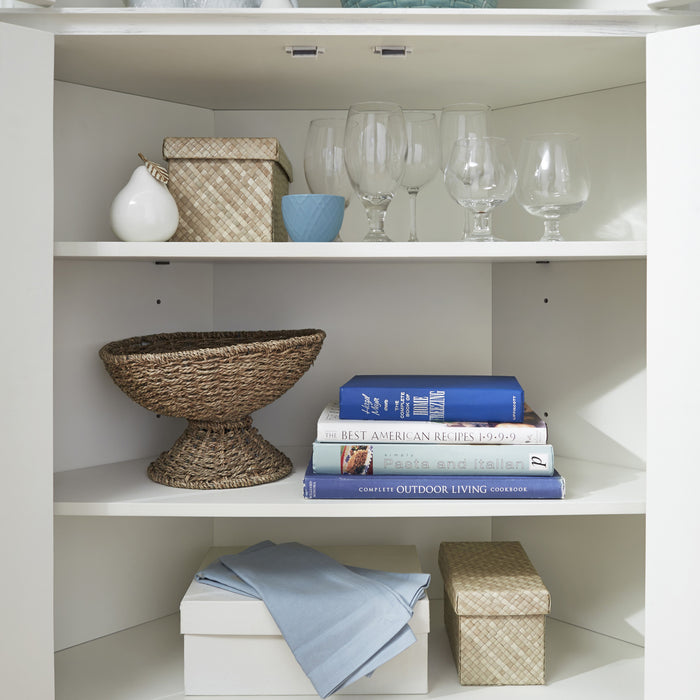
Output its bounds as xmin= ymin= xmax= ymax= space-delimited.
xmin=340 ymin=0 xmax=495 ymax=7
xmin=163 ymin=137 xmax=293 ymax=243
xmin=438 ymin=541 xmax=550 ymax=686
xmin=99 ymin=329 xmax=325 ymax=489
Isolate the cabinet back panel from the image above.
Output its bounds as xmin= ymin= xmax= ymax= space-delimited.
xmin=213 ymin=517 xmax=492 ymax=601
xmin=213 ymin=261 xmax=492 ymax=449
xmin=215 ymin=84 xmax=645 ymax=244
xmin=493 ymin=260 xmax=646 ymax=469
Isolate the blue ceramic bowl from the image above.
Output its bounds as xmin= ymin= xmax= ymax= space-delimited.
xmin=282 ymin=194 xmax=345 ymax=242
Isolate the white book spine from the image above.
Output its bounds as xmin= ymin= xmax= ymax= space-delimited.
xmin=316 ymin=402 xmax=547 ymax=445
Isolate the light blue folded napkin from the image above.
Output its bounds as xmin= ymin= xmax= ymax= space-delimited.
xmin=195 ymin=540 xmax=430 ymax=698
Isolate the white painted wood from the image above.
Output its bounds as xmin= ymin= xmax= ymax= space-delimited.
xmin=3 ymin=7 xmax=688 ymax=695
xmin=0 ymin=21 xmax=55 ymax=699
xmin=491 ymin=84 xmax=647 ymax=243
xmin=217 ymin=94 xmax=645 ymax=243
xmin=0 ymin=10 xmax=696 ymax=110
xmin=493 ymin=515 xmax=645 ymax=646
xmin=54 ymin=239 xmax=648 ymax=261
xmin=646 ymin=22 xmax=700 ymax=700
xmin=493 ymin=260 xmax=646 ymax=470
xmin=53 ymin=451 xmax=645 ymax=517
xmin=54 ymin=607 xmax=643 ymax=700
xmin=212 ymin=261 xmax=492 ymax=448
xmin=53 ymin=260 xmax=214 ymax=471
xmin=54 ymin=81 xmax=213 ymax=243
xmin=54 ymin=517 xmax=213 ymax=650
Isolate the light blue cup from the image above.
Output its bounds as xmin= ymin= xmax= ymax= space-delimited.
xmin=282 ymin=194 xmax=345 ymax=242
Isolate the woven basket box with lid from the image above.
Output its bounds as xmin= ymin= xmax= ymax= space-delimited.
xmin=438 ymin=541 xmax=550 ymax=686
xmin=181 ymin=544 xmax=430 ymax=695
xmin=163 ymin=137 xmax=292 ymax=242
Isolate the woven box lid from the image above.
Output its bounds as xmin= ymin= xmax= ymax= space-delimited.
xmin=438 ymin=541 xmax=550 ymax=616
xmin=163 ymin=136 xmax=293 ymax=182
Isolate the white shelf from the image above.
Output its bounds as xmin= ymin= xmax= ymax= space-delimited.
xmin=54 ymin=602 xmax=643 ymax=700
xmin=2 ymin=9 xmax=698 ymax=110
xmin=54 ymin=240 xmax=647 ymax=263
xmin=54 ymin=449 xmax=645 ymax=518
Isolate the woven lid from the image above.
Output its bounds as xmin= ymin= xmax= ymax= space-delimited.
xmin=162 ymin=136 xmax=293 ymax=181
xmin=438 ymin=541 xmax=550 ymax=616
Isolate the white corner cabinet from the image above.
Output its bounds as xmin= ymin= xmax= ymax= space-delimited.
xmin=1 ymin=7 xmax=699 ymax=700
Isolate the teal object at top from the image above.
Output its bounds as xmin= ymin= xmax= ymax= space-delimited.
xmin=340 ymin=0 xmax=496 ymax=7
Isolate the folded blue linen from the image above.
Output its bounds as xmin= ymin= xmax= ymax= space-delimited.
xmin=195 ymin=540 xmax=430 ymax=698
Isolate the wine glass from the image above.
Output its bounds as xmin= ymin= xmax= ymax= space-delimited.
xmin=304 ymin=118 xmax=353 ymax=241
xmin=401 ymin=111 xmax=440 ymax=242
xmin=515 ymin=133 xmax=590 ymax=242
xmin=344 ymin=102 xmax=407 ymax=242
xmin=444 ymin=136 xmax=517 ymax=242
xmin=440 ymin=103 xmax=490 ymax=240
xmin=304 ymin=118 xmax=353 ymax=207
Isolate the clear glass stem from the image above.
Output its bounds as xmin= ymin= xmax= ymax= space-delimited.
xmin=470 ymin=210 xmax=493 ymax=241
xmin=407 ymin=188 xmax=419 ymax=242
xmin=541 ymin=218 xmax=563 ymax=242
xmin=461 ymin=209 xmax=472 ymax=241
xmin=364 ymin=203 xmax=392 ymax=242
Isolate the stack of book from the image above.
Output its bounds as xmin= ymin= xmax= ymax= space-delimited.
xmin=303 ymin=375 xmax=565 ymax=500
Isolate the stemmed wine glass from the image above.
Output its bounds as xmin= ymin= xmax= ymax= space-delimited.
xmin=344 ymin=102 xmax=407 ymax=242
xmin=401 ymin=111 xmax=440 ymax=242
xmin=444 ymin=136 xmax=517 ymax=242
xmin=304 ymin=118 xmax=354 ymax=241
xmin=440 ymin=103 xmax=490 ymax=240
xmin=515 ymin=133 xmax=590 ymax=242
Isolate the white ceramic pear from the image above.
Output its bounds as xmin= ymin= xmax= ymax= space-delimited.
xmin=110 ymin=155 xmax=179 ymax=242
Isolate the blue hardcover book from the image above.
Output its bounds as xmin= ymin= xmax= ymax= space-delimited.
xmin=338 ymin=375 xmax=524 ymax=423
xmin=303 ymin=462 xmax=565 ymax=500
xmin=311 ymin=442 xmax=554 ymax=476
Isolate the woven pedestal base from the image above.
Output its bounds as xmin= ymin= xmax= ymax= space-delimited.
xmin=147 ymin=417 xmax=292 ymax=490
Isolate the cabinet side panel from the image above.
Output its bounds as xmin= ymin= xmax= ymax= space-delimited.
xmin=54 ymin=517 xmax=213 ymax=650
xmin=493 ymin=260 xmax=646 ymax=469
xmin=54 ymin=261 xmax=214 ymax=471
xmin=491 ymin=84 xmax=646 ymax=243
xmin=54 ymin=81 xmax=214 ymax=243
xmin=493 ymin=515 xmax=645 ymax=646
xmin=646 ymin=24 xmax=700 ymax=700
xmin=0 ymin=23 xmax=55 ymax=698
xmin=213 ymin=261 xmax=493 ymax=449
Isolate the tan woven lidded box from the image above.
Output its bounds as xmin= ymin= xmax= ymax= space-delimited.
xmin=438 ymin=541 xmax=550 ymax=686
xmin=163 ymin=137 xmax=293 ymax=242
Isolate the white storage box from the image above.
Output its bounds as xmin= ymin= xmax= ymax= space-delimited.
xmin=181 ymin=545 xmax=430 ymax=696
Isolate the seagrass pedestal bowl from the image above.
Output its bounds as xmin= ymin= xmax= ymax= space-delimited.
xmin=99 ymin=329 xmax=326 ymax=489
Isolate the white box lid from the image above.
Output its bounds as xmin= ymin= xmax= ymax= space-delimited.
xmin=181 ymin=545 xmax=430 ymax=636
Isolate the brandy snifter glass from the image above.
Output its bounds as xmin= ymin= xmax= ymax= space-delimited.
xmin=444 ymin=136 xmax=517 ymax=242
xmin=515 ymin=133 xmax=590 ymax=242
